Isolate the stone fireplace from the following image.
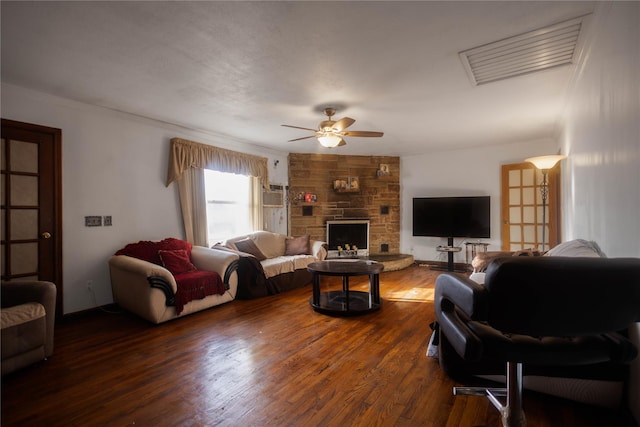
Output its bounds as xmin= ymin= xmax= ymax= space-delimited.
xmin=288 ymin=153 xmax=400 ymax=255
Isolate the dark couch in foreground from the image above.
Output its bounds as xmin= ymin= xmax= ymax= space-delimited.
xmin=435 ymin=248 xmax=640 ymax=409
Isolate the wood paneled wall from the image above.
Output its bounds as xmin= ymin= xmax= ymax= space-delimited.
xmin=288 ymin=153 xmax=400 ymax=254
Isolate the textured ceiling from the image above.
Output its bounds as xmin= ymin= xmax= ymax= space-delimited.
xmin=1 ymin=1 xmax=596 ymax=156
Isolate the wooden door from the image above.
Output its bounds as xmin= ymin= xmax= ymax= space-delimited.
xmin=501 ymin=162 xmax=561 ymax=252
xmin=1 ymin=119 xmax=63 ymax=314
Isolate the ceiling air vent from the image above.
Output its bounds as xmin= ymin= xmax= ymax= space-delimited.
xmin=459 ymin=15 xmax=590 ymax=85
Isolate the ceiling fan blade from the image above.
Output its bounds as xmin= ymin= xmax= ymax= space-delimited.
xmin=288 ymin=135 xmax=317 ymax=142
xmin=337 ymin=139 xmax=347 ymax=147
xmin=332 ymin=117 xmax=355 ymax=132
xmin=281 ymin=124 xmax=318 ymax=132
xmin=342 ymin=131 xmax=384 ymax=137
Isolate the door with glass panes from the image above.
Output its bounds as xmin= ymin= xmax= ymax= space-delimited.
xmin=501 ymin=162 xmax=561 ymax=252
xmin=1 ymin=119 xmax=63 ymax=315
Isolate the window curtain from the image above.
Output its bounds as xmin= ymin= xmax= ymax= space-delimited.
xmin=167 ymin=138 xmax=268 ymax=187
xmin=250 ymin=176 xmax=264 ymax=231
xmin=166 ymin=138 xmax=269 ymax=245
xmin=177 ymin=167 xmax=209 ymax=246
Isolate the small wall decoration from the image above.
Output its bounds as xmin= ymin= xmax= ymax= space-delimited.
xmin=334 ymin=177 xmax=359 ymax=191
xmin=293 ymin=192 xmax=316 ymax=203
xmin=377 ymin=164 xmax=390 ymax=176
xmin=349 ymin=176 xmax=359 ymax=189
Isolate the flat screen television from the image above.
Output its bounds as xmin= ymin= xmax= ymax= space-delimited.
xmin=412 ymin=196 xmax=490 ymax=239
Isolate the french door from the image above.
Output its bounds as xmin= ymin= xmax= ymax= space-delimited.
xmin=1 ymin=119 xmax=63 ymax=315
xmin=501 ymin=162 xmax=561 ymax=252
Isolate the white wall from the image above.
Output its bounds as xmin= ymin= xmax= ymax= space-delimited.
xmin=400 ymin=138 xmax=557 ymax=263
xmin=560 ymin=2 xmax=640 ymax=258
xmin=1 ymin=83 xmax=289 ymax=314
xmin=558 ymin=2 xmax=640 ymax=422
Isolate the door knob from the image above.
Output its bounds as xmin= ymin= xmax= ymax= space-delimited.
xmin=41 ymin=232 xmax=52 ymax=239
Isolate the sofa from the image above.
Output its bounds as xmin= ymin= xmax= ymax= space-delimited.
xmin=432 ymin=239 xmax=638 ymax=408
xmin=109 ymin=238 xmax=240 ymax=324
xmin=1 ymin=281 xmax=57 ymax=375
xmin=213 ymin=231 xmax=328 ymax=299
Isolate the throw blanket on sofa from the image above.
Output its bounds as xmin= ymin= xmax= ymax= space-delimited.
xmin=173 ymin=270 xmax=225 ymax=315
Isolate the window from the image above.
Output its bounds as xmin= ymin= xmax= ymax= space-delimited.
xmin=205 ymin=170 xmax=251 ymax=245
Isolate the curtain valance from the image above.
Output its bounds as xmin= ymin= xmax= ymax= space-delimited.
xmin=166 ymin=137 xmax=269 ymax=187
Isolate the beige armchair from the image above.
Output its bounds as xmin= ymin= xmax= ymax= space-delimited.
xmin=1 ymin=281 xmax=57 ymax=375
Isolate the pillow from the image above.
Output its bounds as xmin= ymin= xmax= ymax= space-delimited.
xmin=158 ymin=249 xmax=197 ymax=275
xmin=251 ymin=231 xmax=286 ymax=258
xmin=285 ymin=235 xmax=310 ymax=256
xmin=545 ymin=239 xmax=606 ymax=258
xmin=234 ymin=238 xmax=267 ymax=261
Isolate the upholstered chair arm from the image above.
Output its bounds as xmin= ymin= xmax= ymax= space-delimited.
xmin=435 ymin=273 xmax=488 ymax=320
xmin=435 ymin=273 xmax=490 ymax=362
xmin=109 ymin=255 xmax=180 ymax=323
xmin=1 ymin=281 xmax=57 ymax=357
xmin=109 ymin=255 xmax=177 ymax=292
xmin=190 ymin=246 xmax=240 ymax=288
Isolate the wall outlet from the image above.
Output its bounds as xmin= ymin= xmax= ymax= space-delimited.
xmin=103 ymin=215 xmax=112 ymax=226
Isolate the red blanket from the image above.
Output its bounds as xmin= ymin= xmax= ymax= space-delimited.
xmin=173 ymin=270 xmax=225 ymax=315
xmin=115 ymin=238 xmax=192 ymax=265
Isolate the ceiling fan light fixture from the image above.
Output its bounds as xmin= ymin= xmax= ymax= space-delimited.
xmin=282 ymin=107 xmax=382 ymax=147
xmin=318 ymin=133 xmax=342 ymax=148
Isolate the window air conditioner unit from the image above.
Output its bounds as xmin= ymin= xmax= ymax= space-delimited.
xmin=263 ymin=184 xmax=284 ymax=208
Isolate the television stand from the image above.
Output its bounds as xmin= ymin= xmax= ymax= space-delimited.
xmin=436 ymin=237 xmax=462 ymax=272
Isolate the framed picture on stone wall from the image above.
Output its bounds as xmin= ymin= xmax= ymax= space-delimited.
xmin=378 ymin=164 xmax=390 ymax=176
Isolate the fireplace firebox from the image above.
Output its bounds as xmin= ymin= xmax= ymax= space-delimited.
xmin=326 ymin=220 xmax=370 ymax=258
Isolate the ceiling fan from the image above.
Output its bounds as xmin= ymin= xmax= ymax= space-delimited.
xmin=282 ymin=107 xmax=384 ymax=148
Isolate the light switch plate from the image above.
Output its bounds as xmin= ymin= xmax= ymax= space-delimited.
xmin=85 ymin=216 xmax=102 ymax=227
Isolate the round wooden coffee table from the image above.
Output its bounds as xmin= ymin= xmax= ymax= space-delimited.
xmin=308 ymin=260 xmax=384 ymax=316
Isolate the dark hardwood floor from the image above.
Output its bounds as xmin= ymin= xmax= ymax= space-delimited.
xmin=2 ymin=265 xmax=636 ymax=426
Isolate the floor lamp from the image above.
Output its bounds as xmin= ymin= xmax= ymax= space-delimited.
xmin=525 ymin=154 xmax=567 ymax=251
